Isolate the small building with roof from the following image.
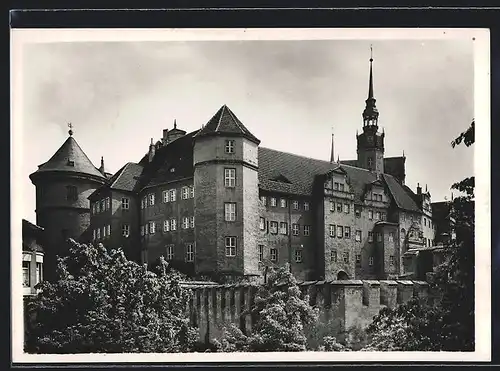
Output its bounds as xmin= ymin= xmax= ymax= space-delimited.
xmin=22 ymin=219 xmax=45 ymax=296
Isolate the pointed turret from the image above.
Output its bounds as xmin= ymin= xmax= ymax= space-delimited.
xmin=362 ymin=45 xmax=379 ymax=127
xmin=330 ymin=129 xmax=335 ymax=163
xmin=99 ymin=156 xmax=105 ymax=175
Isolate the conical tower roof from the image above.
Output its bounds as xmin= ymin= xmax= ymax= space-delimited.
xmin=30 ymin=135 xmax=105 ymax=181
xmin=195 ymin=105 xmax=260 ymax=144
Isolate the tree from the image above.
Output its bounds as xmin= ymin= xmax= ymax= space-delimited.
xmin=364 ymin=120 xmax=475 ymax=351
xmin=24 ymin=240 xmax=198 ymax=353
xmin=213 ymin=264 xmax=319 ymax=352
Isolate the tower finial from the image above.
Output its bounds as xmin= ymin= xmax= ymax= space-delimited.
xmin=68 ymin=122 xmax=73 ymax=136
xmin=330 ymin=127 xmax=335 ymax=163
xmin=362 ymin=45 xmax=379 ymax=126
xmin=174 ymin=119 xmax=177 ymax=129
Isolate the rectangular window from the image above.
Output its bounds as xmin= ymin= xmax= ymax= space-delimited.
xmin=344 ymin=203 xmax=350 ymax=214
xmin=259 ymin=217 xmax=266 ymax=231
xmin=163 ymin=220 xmax=170 ymax=232
xmin=329 ymin=224 xmax=336 ymax=237
xmin=97 ymin=228 xmax=101 ymax=239
xmin=330 ymin=201 xmax=335 ymax=212
xmin=258 ymin=245 xmax=264 ymax=262
xmin=340 ymin=184 xmax=345 ymax=192
xmin=149 ymin=193 xmax=155 ymax=206
xmin=292 ymin=223 xmax=299 ymax=236
xmin=225 ymin=140 xmax=235 ymax=154
xmin=100 ymin=200 xmax=105 ymax=212
xmin=186 ymin=244 xmax=194 ymax=262
xmin=356 ymin=254 xmax=361 ymax=264
xmin=261 ymin=196 xmax=267 ymax=206
xmin=368 ymin=231 xmax=373 ymax=242
xmin=355 ymin=230 xmax=362 ymax=242
xmin=270 ymin=248 xmax=278 ymax=262
xmin=149 ymin=221 xmax=155 ymax=234
xmin=334 ymin=182 xmax=339 ymax=190
xmin=93 ymin=229 xmax=96 ymax=241
xmin=355 ymin=206 xmax=361 ymax=218
xmin=142 ymin=197 xmax=147 ymax=209
xmin=343 ymin=252 xmax=349 ymax=263
xmin=181 ymin=187 xmax=189 ymax=200
xmin=292 ymin=200 xmax=299 ymax=210
xmin=270 ymin=221 xmax=278 ymax=234
xmin=337 ymin=225 xmax=343 ymax=239
xmin=377 ymin=232 xmax=382 ymax=242
xmin=170 ymin=219 xmax=177 ymax=231
xmin=381 ymin=212 xmax=386 ymax=221
xmin=331 ymin=250 xmax=337 ymax=262
xmin=107 ymin=224 xmax=111 ymax=237
xmin=336 ymin=203 xmax=342 ymax=212
xmin=389 ymin=255 xmax=395 ymax=266
xmin=280 ymin=198 xmax=287 ymax=208
xmin=224 ymin=168 xmax=236 ymax=187
xmin=182 ymin=217 xmax=190 ymax=229
xmin=389 ymin=232 xmax=395 ymax=242
xmin=304 ymin=202 xmax=310 ymax=211
xmin=23 ymin=261 xmax=30 ymax=287
xmin=103 ymin=225 xmax=107 ymax=238
xmin=379 ymin=194 xmax=383 ymax=202
xmin=122 ymin=224 xmax=130 ymax=237
xmin=225 ymin=236 xmax=237 ymax=257
xmin=375 ymin=211 xmax=381 ymax=220
xmin=295 ymin=249 xmax=303 ymax=263
xmin=144 ymin=224 xmax=148 ymax=235
xmin=402 ymin=212 xmax=406 ymax=221
xmin=189 ymin=185 xmax=195 ymax=198
xmin=122 ymin=197 xmax=129 ymax=210
xmin=163 ymin=190 xmax=169 ymax=203
xmin=166 ymin=245 xmax=175 ymax=261
xmin=190 ymin=216 xmax=195 ymax=228
xmin=368 ymin=210 xmax=373 ymax=220
xmin=36 ymin=262 xmax=42 ymax=284
xmin=344 ymin=226 xmax=351 ymax=239
xmin=369 ymin=256 xmax=374 ymax=266
xmin=304 ymin=225 xmax=310 ymax=236
xmin=280 ymin=222 xmax=288 ymax=235
xmin=224 ymin=202 xmax=236 ymax=222
xmin=106 ymin=197 xmax=111 ymax=210
xmin=169 ymin=189 xmax=176 ymax=202
xmin=140 ymin=225 xmax=145 ymax=236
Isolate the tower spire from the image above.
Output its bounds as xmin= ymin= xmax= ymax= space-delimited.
xmin=68 ymin=122 xmax=73 ymax=136
xmin=362 ymin=45 xmax=379 ymax=127
xmin=330 ymin=128 xmax=335 ymax=163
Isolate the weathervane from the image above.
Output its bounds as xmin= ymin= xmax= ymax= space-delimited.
xmin=68 ymin=122 xmax=73 ymax=136
xmin=370 ymin=44 xmax=373 ymax=62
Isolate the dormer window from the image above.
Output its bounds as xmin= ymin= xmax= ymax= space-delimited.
xmin=170 ymin=167 xmax=175 ymax=173
xmin=225 ymin=140 xmax=235 ymax=154
xmin=67 ymin=160 xmax=75 ymax=166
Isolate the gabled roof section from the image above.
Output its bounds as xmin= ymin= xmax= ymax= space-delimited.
xmin=194 ymin=105 xmax=260 ymax=144
xmin=138 ymin=130 xmax=198 ymax=190
xmin=32 ymin=136 xmax=105 ymax=179
xmin=258 ymin=148 xmax=338 ymax=195
xmin=382 ymin=173 xmax=421 ymax=212
xmin=270 ymin=173 xmax=292 ymax=184
xmin=109 ymin=162 xmax=144 ymax=192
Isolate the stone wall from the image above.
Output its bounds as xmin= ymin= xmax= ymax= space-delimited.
xmin=184 ymin=279 xmax=429 ymax=344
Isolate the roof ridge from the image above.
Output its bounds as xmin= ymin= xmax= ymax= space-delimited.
xmin=260 ymin=147 xmax=337 ymax=166
xmin=225 ymin=106 xmax=246 ymax=134
xmin=109 ymin=163 xmax=131 ymax=189
xmin=214 ymin=105 xmax=226 ymax=132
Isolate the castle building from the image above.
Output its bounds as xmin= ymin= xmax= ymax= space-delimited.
xmin=30 ymin=54 xmax=437 ymax=282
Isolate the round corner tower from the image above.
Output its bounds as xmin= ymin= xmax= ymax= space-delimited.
xmin=29 ymin=128 xmax=107 ymax=280
xmin=193 ymin=105 xmax=261 ymax=280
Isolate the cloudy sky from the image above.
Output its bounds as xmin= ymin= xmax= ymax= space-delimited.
xmin=19 ymin=37 xmax=474 ymax=223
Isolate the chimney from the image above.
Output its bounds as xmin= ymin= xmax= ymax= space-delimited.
xmin=417 ymin=183 xmax=422 ymax=195
xmin=99 ymin=156 xmax=105 ymax=175
xmin=148 ymin=138 xmax=155 ymax=162
xmin=162 ymin=129 xmax=169 ymax=145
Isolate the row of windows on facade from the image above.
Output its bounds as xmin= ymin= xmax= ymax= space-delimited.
xmin=22 ymin=261 xmax=43 ymax=287
xmin=141 ymin=216 xmax=195 ymax=236
xmin=328 ymin=249 xmax=396 ymax=267
xmin=329 ymin=201 xmax=388 ymax=220
xmin=327 ymin=225 xmax=395 ymax=243
xmin=259 ymin=196 xmax=310 ymax=210
xmin=93 ymin=224 xmax=112 ymax=240
xmin=162 ymin=243 xmax=195 ymax=262
xmin=259 ymin=218 xmax=311 ymax=236
xmin=141 ymin=185 xmax=195 ymax=209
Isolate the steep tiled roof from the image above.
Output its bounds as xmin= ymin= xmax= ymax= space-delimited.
xmin=258 ymin=148 xmax=339 ymax=195
xmin=109 ymin=162 xmax=144 ymax=192
xmin=32 ymin=136 xmax=105 ymax=179
xmin=138 ymin=131 xmax=198 ymax=189
xmin=195 ymin=105 xmax=260 ymax=144
xmin=383 ymin=173 xmax=420 ymax=212
xmin=258 ymin=148 xmax=421 ymax=212
xmin=340 ymin=159 xmax=358 ymax=167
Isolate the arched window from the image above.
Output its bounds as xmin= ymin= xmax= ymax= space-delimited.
xmin=337 ymin=271 xmax=349 ymax=280
xmin=367 ymin=157 xmax=373 ymax=169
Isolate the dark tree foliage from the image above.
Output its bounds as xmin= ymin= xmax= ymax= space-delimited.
xmin=24 ymin=240 xmax=198 ymax=353
xmin=365 ymin=120 xmax=475 ymax=351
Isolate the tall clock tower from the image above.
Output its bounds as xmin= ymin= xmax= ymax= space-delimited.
xmin=356 ymin=48 xmax=385 ymax=174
